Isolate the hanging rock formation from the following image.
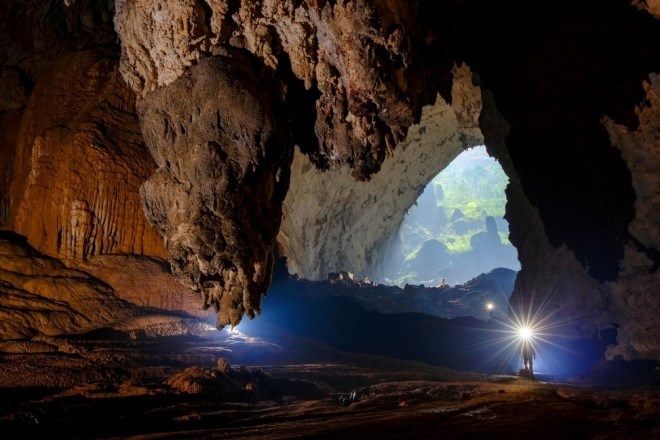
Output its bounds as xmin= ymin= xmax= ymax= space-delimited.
xmin=137 ymin=54 xmax=293 ymax=328
xmin=114 ymin=0 xmax=441 ymax=179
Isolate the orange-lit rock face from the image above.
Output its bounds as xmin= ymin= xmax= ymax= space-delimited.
xmin=9 ymin=50 xmax=167 ymax=262
xmin=0 ymin=2 xmax=119 ymax=230
xmin=0 ymin=109 xmax=21 ymax=225
xmin=0 ymin=231 xmax=212 ymax=339
xmin=0 ymin=233 xmax=132 ymax=339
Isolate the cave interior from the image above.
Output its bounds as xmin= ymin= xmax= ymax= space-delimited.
xmin=0 ymin=0 xmax=659 ymax=438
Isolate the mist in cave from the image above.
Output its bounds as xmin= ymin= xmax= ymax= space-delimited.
xmin=381 ymin=146 xmax=520 ymax=288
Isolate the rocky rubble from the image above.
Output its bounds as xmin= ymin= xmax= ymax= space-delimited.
xmin=281 ymin=265 xmax=516 ymax=321
xmin=167 ymin=359 xmax=325 ymax=403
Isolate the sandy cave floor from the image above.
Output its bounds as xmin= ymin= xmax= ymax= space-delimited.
xmin=0 ymin=331 xmax=659 ymax=439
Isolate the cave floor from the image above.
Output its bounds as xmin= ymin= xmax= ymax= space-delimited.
xmin=0 ymin=335 xmax=659 ymax=439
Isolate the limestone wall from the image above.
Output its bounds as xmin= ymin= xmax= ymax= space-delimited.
xmin=278 ymin=65 xmax=483 ymax=281
xmin=10 ymin=50 xmax=167 ymax=262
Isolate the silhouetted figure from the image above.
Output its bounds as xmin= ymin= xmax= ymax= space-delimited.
xmin=522 ymin=340 xmax=536 ymax=379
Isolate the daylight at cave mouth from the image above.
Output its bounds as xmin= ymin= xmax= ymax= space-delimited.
xmin=381 ymin=145 xmax=521 ymax=288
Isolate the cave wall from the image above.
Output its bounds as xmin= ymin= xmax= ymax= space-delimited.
xmin=1 ymin=0 xmax=118 ymax=225
xmin=449 ymin=1 xmax=660 ymax=285
xmin=0 ymin=1 xmax=209 ymax=339
xmin=489 ymin=73 xmax=660 ymax=360
xmin=600 ymin=74 xmax=660 ymax=359
xmin=1 ymin=0 xmax=166 ymax=263
xmin=447 ymin=1 xmax=660 ymax=360
xmin=479 ymin=90 xmax=617 ymax=345
xmin=279 ymin=64 xmax=483 ymax=281
xmin=9 ymin=49 xmax=167 ymax=262
xmin=0 ymin=69 xmax=24 ymax=225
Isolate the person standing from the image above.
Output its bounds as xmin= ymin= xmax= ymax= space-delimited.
xmin=522 ymin=340 xmax=536 ymax=379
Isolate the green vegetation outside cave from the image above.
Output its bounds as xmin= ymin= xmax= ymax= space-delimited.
xmin=388 ymin=146 xmax=519 ymax=287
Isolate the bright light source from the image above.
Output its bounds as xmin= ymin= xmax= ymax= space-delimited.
xmin=518 ymin=326 xmax=533 ymax=341
xmin=486 ymin=302 xmax=494 ymax=311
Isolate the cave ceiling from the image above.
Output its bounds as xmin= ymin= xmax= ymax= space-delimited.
xmin=0 ymin=0 xmax=659 ymax=360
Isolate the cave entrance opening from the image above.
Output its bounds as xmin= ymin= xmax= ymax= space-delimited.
xmin=380 ymin=145 xmax=520 ymax=288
